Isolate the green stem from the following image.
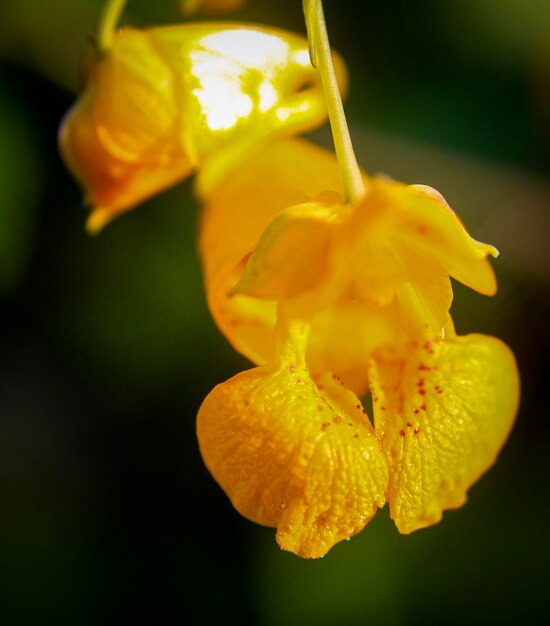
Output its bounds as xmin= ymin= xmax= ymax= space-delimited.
xmin=303 ymin=0 xmax=365 ymax=203
xmin=97 ymin=0 xmax=129 ymax=54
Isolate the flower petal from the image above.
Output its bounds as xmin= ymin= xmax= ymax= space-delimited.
xmin=394 ymin=182 xmax=498 ymax=296
xmin=197 ymin=342 xmax=388 ymax=558
xmin=59 ymin=29 xmax=190 ymax=230
xmin=351 ymin=181 xmax=497 ymax=297
xmin=394 ymin=246 xmax=452 ymax=337
xmin=200 ymin=138 xmax=344 ymax=364
xmin=230 ymin=202 xmax=341 ymax=299
xmin=61 ymin=24 xmax=345 ymax=229
xmin=368 ymin=333 xmax=519 ymax=534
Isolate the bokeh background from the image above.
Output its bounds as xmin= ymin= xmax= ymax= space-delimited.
xmin=1 ymin=0 xmax=549 ymax=624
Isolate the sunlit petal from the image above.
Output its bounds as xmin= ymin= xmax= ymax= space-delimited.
xmin=368 ymin=332 xmax=519 ymax=534
xmin=200 ymin=137 xmax=344 ymax=364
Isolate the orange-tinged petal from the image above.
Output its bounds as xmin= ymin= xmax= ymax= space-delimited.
xmin=197 ymin=329 xmax=388 ymax=558
xmin=231 ymin=202 xmax=341 ymax=299
xmin=368 ymin=333 xmax=519 ymax=534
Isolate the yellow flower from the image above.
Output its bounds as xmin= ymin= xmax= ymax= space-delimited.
xmin=197 ymin=138 xmax=519 ymax=557
xmin=200 ymin=138 xmax=498 ymax=394
xmin=59 ymin=23 xmax=346 ymax=233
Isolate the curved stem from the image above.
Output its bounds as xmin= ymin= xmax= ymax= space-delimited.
xmin=303 ymin=0 xmax=365 ymax=203
xmin=97 ymin=0 xmax=129 ymax=54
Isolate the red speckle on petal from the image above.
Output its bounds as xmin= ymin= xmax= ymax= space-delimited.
xmin=400 ymin=430 xmax=406 ymax=438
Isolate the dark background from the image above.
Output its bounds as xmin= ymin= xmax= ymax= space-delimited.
xmin=0 ymin=1 xmax=549 ymax=624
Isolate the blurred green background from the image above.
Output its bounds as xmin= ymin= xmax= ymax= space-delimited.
xmin=0 ymin=0 xmax=548 ymax=624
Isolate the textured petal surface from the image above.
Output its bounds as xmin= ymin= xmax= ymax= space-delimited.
xmin=368 ymin=333 xmax=519 ymax=534
xmin=197 ymin=342 xmax=388 ymax=558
